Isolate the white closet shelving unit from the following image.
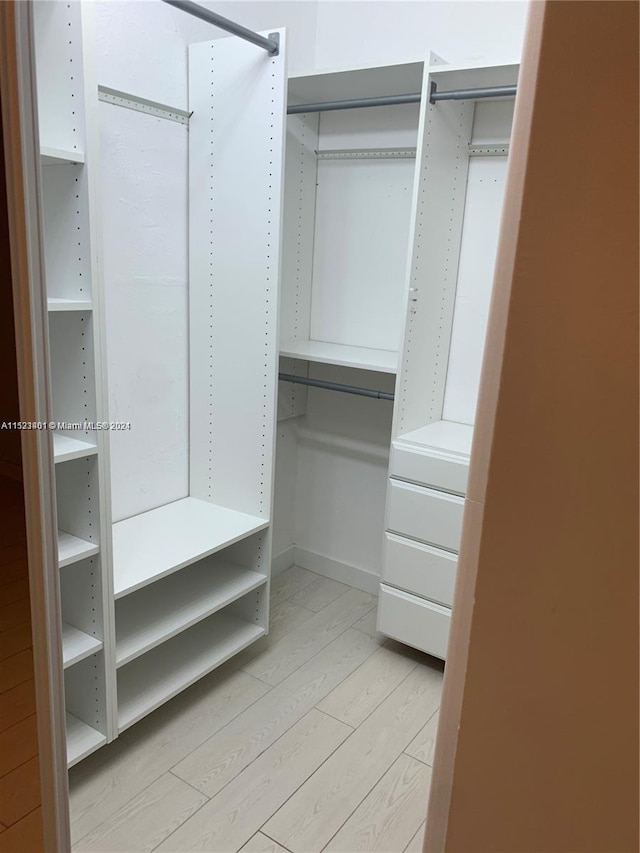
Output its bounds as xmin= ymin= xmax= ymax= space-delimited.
xmin=33 ymin=0 xmax=115 ymax=767
xmin=379 ymin=61 xmax=518 ymax=658
xmin=277 ymin=58 xmax=517 ymax=659
xmin=31 ymin=0 xmax=288 ymax=764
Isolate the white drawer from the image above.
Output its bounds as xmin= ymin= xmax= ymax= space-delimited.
xmin=390 ymin=442 xmax=468 ymax=495
xmin=377 ymin=584 xmax=450 ymax=660
xmin=386 ymin=479 xmax=465 ymax=552
xmin=382 ymin=532 xmax=456 ymax=606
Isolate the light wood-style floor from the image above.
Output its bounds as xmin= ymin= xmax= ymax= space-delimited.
xmin=70 ymin=566 xmax=443 ymax=853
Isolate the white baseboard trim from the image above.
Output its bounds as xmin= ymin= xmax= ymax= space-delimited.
xmin=271 ymin=546 xmax=295 ymax=577
xmin=293 ymin=547 xmax=380 ymax=595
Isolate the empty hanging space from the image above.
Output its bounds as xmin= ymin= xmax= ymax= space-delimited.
xmin=279 ymin=62 xmax=424 ymax=375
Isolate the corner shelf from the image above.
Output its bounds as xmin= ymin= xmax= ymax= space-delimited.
xmin=62 ymin=623 xmax=103 ymax=669
xmin=66 ymin=712 xmax=106 ymax=768
xmin=57 ymin=531 xmax=99 ymax=568
xmin=395 ymin=420 xmax=474 ymax=457
xmin=113 ymin=497 xmax=269 ymax=599
xmin=117 ymin=612 xmax=265 ymax=731
xmin=47 ymin=297 xmax=93 ymax=312
xmin=53 ymin=433 xmax=98 ymax=464
xmin=115 ymin=562 xmax=267 ymax=667
xmin=40 ymin=146 xmax=85 ymax=166
xmin=280 ymin=339 xmax=397 ymax=374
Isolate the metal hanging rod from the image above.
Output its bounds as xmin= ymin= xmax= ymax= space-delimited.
xmin=429 ymin=81 xmax=517 ymax=103
xmin=162 ymin=0 xmax=280 ymax=55
xmin=288 ymin=93 xmax=421 ymax=115
xmin=279 ymin=373 xmax=394 ymax=402
xmin=288 ymin=82 xmax=517 ymax=115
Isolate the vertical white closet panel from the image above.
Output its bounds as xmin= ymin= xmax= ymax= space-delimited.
xmin=189 ymin=30 xmax=287 ymax=520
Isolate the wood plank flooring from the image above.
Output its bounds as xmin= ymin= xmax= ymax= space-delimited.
xmin=0 ymin=477 xmax=44 ymax=849
xmin=70 ymin=567 xmax=444 ymax=852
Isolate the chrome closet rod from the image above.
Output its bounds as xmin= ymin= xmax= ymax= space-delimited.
xmin=161 ymin=0 xmax=280 ymax=55
xmin=287 ymin=83 xmax=517 ymax=115
xmin=279 ymin=373 xmax=394 ymax=402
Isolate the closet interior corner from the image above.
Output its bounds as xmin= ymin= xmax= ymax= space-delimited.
xmin=29 ymin=0 xmax=518 ymax=774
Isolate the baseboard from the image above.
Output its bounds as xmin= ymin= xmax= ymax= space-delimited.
xmin=293 ymin=547 xmax=380 ymax=595
xmin=271 ymin=545 xmax=295 ymax=577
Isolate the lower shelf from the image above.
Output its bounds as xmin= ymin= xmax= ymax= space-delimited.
xmin=62 ymin=623 xmax=103 ymax=669
xmin=66 ymin=712 xmax=106 ymax=768
xmin=58 ymin=531 xmax=99 ymax=568
xmin=117 ymin=612 xmax=265 ymax=732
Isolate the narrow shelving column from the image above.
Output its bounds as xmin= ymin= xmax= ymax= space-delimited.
xmin=33 ymin=0 xmax=115 ymax=765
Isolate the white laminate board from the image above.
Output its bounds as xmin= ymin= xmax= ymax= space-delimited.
xmin=377 ymin=585 xmax=451 ymax=660
xmin=280 ymin=340 xmax=397 ymax=374
xmin=442 ymin=156 xmax=509 ymax=425
xmin=40 ymin=146 xmax=85 ymax=165
xmin=386 ymin=481 xmax=465 ymax=552
xmin=62 ymin=624 xmax=103 ymax=669
xmin=117 ymin=613 xmax=265 ymax=731
xmin=188 ymin=32 xmax=286 ymax=517
xmin=66 ymin=713 xmax=106 ymax=768
xmin=310 ymin=156 xmax=414 ymax=352
xmin=58 ymin=531 xmax=100 ymax=568
xmin=396 ymin=420 xmax=473 ymax=456
xmin=115 ymin=562 xmax=267 ymax=666
xmin=112 ymin=498 xmax=269 ymax=599
xmin=383 ymin=533 xmax=457 ymax=607
xmin=288 ymin=61 xmax=424 ymax=106
xmin=53 ymin=433 xmax=98 ymax=464
xmin=47 ymin=297 xmax=92 ymax=312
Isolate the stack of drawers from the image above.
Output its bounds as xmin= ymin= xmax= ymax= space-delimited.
xmin=377 ymin=421 xmax=472 ymax=660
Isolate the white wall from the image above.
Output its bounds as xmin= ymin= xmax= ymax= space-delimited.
xmin=313 ymin=1 xmax=527 ymax=71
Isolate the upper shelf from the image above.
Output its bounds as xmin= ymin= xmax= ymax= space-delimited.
xmin=280 ymin=340 xmax=397 ymax=374
xmin=396 ymin=420 xmax=474 ymax=457
xmin=40 ymin=146 xmax=85 ymax=166
xmin=112 ymin=497 xmax=269 ymax=599
xmin=288 ymin=60 xmax=424 ymax=108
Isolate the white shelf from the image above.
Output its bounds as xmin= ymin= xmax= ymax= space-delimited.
xmin=47 ymin=297 xmax=93 ymax=312
xmin=115 ymin=561 xmax=267 ymax=667
xmin=396 ymin=420 xmax=474 ymax=457
xmin=62 ymin=623 xmax=103 ymax=669
xmin=288 ymin=61 xmax=424 ymax=107
xmin=280 ymin=340 xmax=397 ymax=374
xmin=113 ymin=497 xmax=269 ymax=599
xmin=66 ymin=712 xmax=106 ymax=768
xmin=40 ymin=146 xmax=85 ymax=165
xmin=58 ymin=531 xmax=99 ymax=568
xmin=117 ymin=612 xmax=264 ymax=731
xmin=53 ymin=433 xmax=98 ymax=464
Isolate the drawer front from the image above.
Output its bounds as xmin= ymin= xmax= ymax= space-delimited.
xmin=390 ymin=443 xmax=468 ymax=495
xmin=386 ymin=479 xmax=465 ymax=552
xmin=382 ymin=532 xmax=457 ymax=606
xmin=377 ymin=584 xmax=451 ymax=660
